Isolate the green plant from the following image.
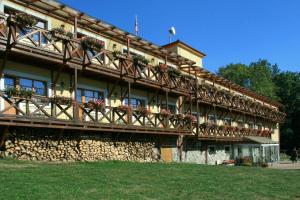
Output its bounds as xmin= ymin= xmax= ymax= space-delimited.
xmin=181 ymin=74 xmax=194 ymax=80
xmin=15 ymin=13 xmax=37 ymax=27
xmin=81 ymin=37 xmax=104 ymax=51
xmin=5 ymin=87 xmax=18 ymax=97
xmin=51 ymin=27 xmax=73 ymax=39
xmin=132 ymin=55 xmax=149 ymax=66
xmin=19 ymin=89 xmax=34 ymax=98
xmin=167 ymin=67 xmax=181 ymax=78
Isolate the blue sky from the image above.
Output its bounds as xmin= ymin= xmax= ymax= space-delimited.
xmin=60 ymin=0 xmax=300 ymax=72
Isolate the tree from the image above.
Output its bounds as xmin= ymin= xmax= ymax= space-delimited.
xmin=218 ymin=59 xmax=278 ymax=100
xmin=218 ymin=63 xmax=250 ymax=87
xmin=218 ymin=60 xmax=300 ymax=149
xmin=273 ymin=72 xmax=300 ymax=150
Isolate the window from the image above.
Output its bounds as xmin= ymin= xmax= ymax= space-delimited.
xmin=77 ymin=88 xmax=104 ymax=103
xmin=248 ymin=122 xmax=254 ymax=129
xmin=225 ymin=146 xmax=231 ymax=154
xmin=20 ymin=78 xmax=46 ymax=96
xmin=160 ymin=103 xmax=176 ymax=114
xmin=208 ymin=146 xmax=216 ymax=155
xmin=4 ymin=76 xmax=46 ymax=96
xmin=208 ymin=115 xmax=216 ymax=124
xmin=237 ymin=120 xmax=244 ymax=128
xmin=4 ymin=76 xmax=15 ymax=89
xmin=124 ymin=97 xmax=145 ymax=109
xmin=123 ymin=49 xmax=138 ymax=57
xmin=224 ymin=117 xmax=231 ymax=126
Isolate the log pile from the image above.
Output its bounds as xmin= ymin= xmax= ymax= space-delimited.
xmin=4 ymin=134 xmax=159 ymax=162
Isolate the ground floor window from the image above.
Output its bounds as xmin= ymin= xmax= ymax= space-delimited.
xmin=208 ymin=146 xmax=216 ymax=155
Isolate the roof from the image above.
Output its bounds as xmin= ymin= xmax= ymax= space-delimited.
xmin=162 ymin=40 xmax=206 ymax=58
xmin=245 ymin=136 xmax=278 ymax=144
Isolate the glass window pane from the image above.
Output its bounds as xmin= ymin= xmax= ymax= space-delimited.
xmin=77 ymin=89 xmax=82 ymax=103
xmin=33 ymin=80 xmax=45 ymax=96
xmin=4 ymin=77 xmax=14 ymax=89
xmin=20 ymin=78 xmax=32 ymax=90
xmin=84 ymin=90 xmax=94 ymax=101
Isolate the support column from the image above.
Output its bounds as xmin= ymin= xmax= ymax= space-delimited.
xmin=165 ymin=90 xmax=169 ymax=128
xmin=73 ymin=67 xmax=79 ymax=121
xmin=74 ymin=16 xmax=78 ymax=38
xmin=128 ymin=81 xmax=132 ymax=125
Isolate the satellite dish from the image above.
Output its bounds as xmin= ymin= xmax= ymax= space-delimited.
xmin=169 ymin=26 xmax=176 ymax=36
xmin=168 ymin=26 xmax=176 ymax=43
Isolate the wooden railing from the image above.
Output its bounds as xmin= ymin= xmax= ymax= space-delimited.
xmin=0 ymin=92 xmax=277 ymax=139
xmin=196 ymin=84 xmax=286 ymax=123
xmin=192 ymin=123 xmax=273 ymax=140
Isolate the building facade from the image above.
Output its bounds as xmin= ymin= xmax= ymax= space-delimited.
xmin=0 ymin=0 xmax=285 ymax=164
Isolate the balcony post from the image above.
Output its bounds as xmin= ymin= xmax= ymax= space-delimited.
xmin=195 ymin=70 xmax=200 ymax=136
xmin=126 ymin=37 xmax=130 ymax=56
xmin=128 ymin=81 xmax=132 ymax=125
xmin=165 ymin=90 xmax=169 ymax=128
xmin=74 ymin=16 xmax=78 ymax=39
xmin=73 ymin=67 xmax=79 ymax=121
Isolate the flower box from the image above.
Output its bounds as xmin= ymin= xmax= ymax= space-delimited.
xmin=118 ymin=105 xmax=132 ymax=113
xmin=135 ymin=106 xmax=150 ymax=116
xmin=160 ymin=109 xmax=172 ymax=117
xmin=81 ymin=37 xmax=104 ymax=51
xmin=12 ymin=13 xmax=37 ymax=27
xmin=154 ymin=63 xmax=168 ymax=72
xmin=51 ymin=96 xmax=72 ymax=105
xmin=51 ymin=28 xmax=73 ymax=41
xmin=167 ymin=67 xmax=181 ymax=78
xmin=184 ymin=114 xmax=197 ymax=123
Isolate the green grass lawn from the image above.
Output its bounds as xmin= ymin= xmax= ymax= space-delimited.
xmin=0 ymin=159 xmax=299 ymax=200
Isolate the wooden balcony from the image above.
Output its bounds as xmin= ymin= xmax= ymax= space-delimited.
xmin=0 ymin=93 xmax=194 ymax=135
xmin=0 ymin=14 xmax=194 ymax=96
xmin=194 ymin=83 xmax=286 ymax=123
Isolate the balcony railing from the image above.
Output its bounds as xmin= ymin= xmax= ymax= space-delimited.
xmin=0 ymin=14 xmax=194 ymax=95
xmin=0 ymin=92 xmax=275 ymax=140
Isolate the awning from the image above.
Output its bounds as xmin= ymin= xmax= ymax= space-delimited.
xmin=245 ymin=136 xmax=278 ymax=144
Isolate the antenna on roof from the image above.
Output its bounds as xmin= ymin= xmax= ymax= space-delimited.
xmin=134 ymin=15 xmax=139 ymax=36
xmin=168 ymin=26 xmax=176 ymax=43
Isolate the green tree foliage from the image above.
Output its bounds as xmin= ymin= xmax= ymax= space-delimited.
xmin=273 ymin=72 xmax=300 ymax=150
xmin=218 ymin=59 xmax=300 ymax=150
xmin=218 ymin=59 xmax=277 ymax=99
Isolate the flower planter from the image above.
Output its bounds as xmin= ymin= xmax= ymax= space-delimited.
xmin=135 ymin=106 xmax=150 ymax=116
xmin=159 ymin=109 xmax=172 ymax=118
xmin=9 ymin=13 xmax=37 ymax=27
xmin=167 ymin=67 xmax=181 ymax=78
xmin=51 ymin=31 xmax=72 ymax=41
xmin=154 ymin=63 xmax=168 ymax=72
xmin=81 ymin=37 xmax=104 ymax=51
xmin=52 ymin=96 xmax=72 ymax=105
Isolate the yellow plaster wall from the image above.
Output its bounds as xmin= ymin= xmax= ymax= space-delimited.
xmin=177 ymin=46 xmax=203 ymax=67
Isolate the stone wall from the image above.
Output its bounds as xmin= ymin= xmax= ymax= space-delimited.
xmin=3 ymin=128 xmax=160 ymax=162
